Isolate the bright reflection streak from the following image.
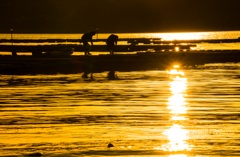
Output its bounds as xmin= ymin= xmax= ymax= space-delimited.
xmin=170 ymin=33 xmax=201 ymax=40
xmin=171 ymin=116 xmax=186 ymax=121
xmin=168 ymin=76 xmax=188 ymax=114
xmin=167 ymin=70 xmax=185 ymax=76
xmin=173 ymin=65 xmax=179 ymax=68
xmin=162 ymin=124 xmax=191 ymax=151
xmin=169 ymin=154 xmax=187 ymax=157
xmin=157 ymin=68 xmax=192 ymax=152
xmin=170 ymin=77 xmax=187 ymax=94
xmin=159 ymin=32 xmax=204 ymax=41
xmin=175 ymin=47 xmax=180 ymax=52
xmin=167 ymin=95 xmax=187 ymax=114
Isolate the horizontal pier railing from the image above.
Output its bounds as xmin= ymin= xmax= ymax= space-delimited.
xmin=0 ymin=38 xmax=162 ymax=44
xmin=1 ymin=37 xmax=240 ymax=44
xmin=0 ymin=44 xmax=196 ymax=56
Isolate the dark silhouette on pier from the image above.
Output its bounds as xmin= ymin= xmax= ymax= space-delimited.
xmin=108 ymin=71 xmax=118 ymax=80
xmin=81 ymin=31 xmax=96 ymax=55
xmin=107 ymin=34 xmax=118 ymax=55
xmin=1 ymin=36 xmax=240 ymax=75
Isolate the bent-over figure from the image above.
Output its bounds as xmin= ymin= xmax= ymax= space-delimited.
xmin=107 ymin=34 xmax=118 ymax=55
xmin=81 ymin=31 xmax=96 ymax=55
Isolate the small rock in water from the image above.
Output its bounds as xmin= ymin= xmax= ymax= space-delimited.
xmin=108 ymin=143 xmax=114 ymax=148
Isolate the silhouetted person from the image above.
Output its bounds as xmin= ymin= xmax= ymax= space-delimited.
xmin=81 ymin=31 xmax=96 ymax=55
xmin=108 ymin=71 xmax=117 ymax=80
xmin=107 ymin=34 xmax=118 ymax=55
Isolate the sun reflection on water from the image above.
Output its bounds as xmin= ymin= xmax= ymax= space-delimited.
xmin=167 ymin=69 xmax=185 ymax=76
xmin=158 ymin=32 xmax=206 ymax=41
xmin=169 ymin=155 xmax=187 ymax=157
xmin=162 ymin=124 xmax=190 ymax=152
xmin=157 ymin=65 xmax=192 ymax=153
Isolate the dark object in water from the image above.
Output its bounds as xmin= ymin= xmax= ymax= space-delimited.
xmin=25 ymin=152 xmax=43 ymax=156
xmin=108 ymin=143 xmax=114 ymax=148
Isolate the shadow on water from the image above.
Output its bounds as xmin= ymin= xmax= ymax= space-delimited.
xmin=0 ymin=52 xmax=215 ymax=75
xmin=1 ymin=53 xmax=240 ymax=76
xmin=1 ymin=62 xmax=240 ymax=87
xmin=82 ymin=70 xmax=117 ymax=80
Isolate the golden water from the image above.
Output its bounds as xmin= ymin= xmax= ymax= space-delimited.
xmin=1 ymin=31 xmax=240 ymax=156
xmin=1 ymin=64 xmax=240 ymax=156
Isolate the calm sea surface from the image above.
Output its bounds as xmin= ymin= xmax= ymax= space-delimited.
xmin=1 ymin=31 xmax=240 ymax=157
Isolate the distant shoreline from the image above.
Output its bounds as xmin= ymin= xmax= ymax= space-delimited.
xmin=1 ymin=29 xmax=240 ymax=34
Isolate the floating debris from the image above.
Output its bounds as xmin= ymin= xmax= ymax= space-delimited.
xmin=108 ymin=143 xmax=114 ymax=148
xmin=25 ymin=152 xmax=43 ymax=156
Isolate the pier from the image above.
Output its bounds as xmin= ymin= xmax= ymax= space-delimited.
xmin=0 ymin=37 xmax=240 ymax=75
xmin=0 ymin=38 xmax=195 ymax=56
xmin=1 ymin=37 xmax=240 ymax=56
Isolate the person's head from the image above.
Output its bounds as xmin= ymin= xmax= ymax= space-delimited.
xmin=90 ymin=31 xmax=96 ymax=35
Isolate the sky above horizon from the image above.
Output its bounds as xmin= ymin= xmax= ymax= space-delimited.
xmin=1 ymin=0 xmax=240 ymax=33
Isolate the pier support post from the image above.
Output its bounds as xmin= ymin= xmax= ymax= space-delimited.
xmin=12 ymin=51 xmax=17 ymax=56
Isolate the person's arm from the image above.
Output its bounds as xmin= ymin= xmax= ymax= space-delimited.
xmin=90 ymin=37 xmax=93 ymax=46
xmin=115 ymin=36 xmax=118 ymax=45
